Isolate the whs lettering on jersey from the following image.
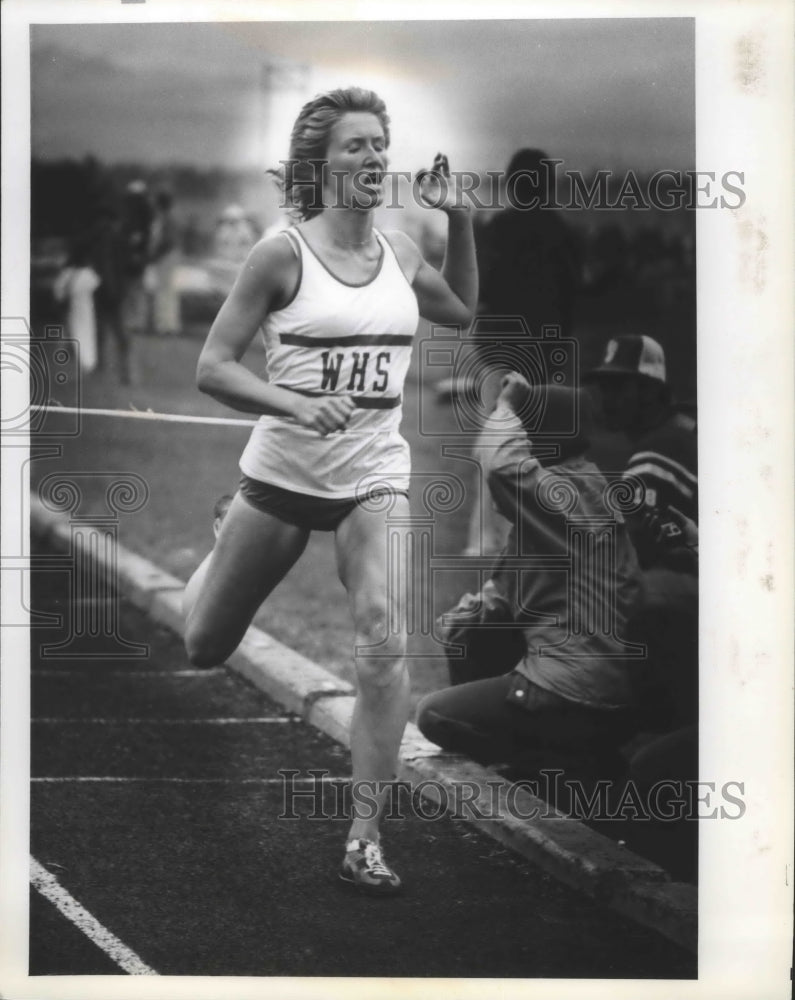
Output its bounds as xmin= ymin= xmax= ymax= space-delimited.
xmin=321 ymin=350 xmax=391 ymax=393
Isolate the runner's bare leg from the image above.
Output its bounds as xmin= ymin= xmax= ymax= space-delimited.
xmin=184 ymin=492 xmax=309 ymax=667
xmin=335 ymin=497 xmax=411 ymax=842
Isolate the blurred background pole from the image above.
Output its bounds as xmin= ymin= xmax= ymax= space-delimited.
xmin=259 ymin=59 xmax=310 ymax=172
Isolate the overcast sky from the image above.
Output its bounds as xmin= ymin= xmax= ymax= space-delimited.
xmin=31 ymin=18 xmax=695 ymax=175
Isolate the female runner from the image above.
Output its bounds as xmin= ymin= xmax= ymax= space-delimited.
xmin=184 ymin=87 xmax=477 ymax=893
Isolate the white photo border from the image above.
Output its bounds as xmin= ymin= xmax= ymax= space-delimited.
xmin=2 ymin=1 xmax=793 ymax=998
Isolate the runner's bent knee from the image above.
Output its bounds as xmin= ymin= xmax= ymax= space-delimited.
xmin=353 ymin=602 xmax=407 ymax=663
xmin=355 ymin=655 xmax=407 ymax=694
xmin=184 ymin=617 xmax=242 ymax=668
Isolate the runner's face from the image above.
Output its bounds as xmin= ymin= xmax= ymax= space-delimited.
xmin=323 ymin=112 xmax=388 ymax=211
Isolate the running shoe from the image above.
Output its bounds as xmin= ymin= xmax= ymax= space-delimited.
xmin=339 ymin=838 xmax=402 ymax=895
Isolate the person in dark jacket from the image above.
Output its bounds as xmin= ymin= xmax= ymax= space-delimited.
xmin=88 ymin=202 xmax=134 ymax=385
xmin=584 ymin=334 xmax=698 ymax=730
xmin=148 ymin=189 xmax=181 ymax=336
xmin=477 ymin=148 xmax=581 ymax=340
xmin=120 ymin=179 xmax=154 ymax=336
xmin=457 ymin=149 xmax=582 ymax=555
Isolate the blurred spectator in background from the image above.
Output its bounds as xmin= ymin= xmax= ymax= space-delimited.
xmin=418 ymin=376 xmax=641 ymax=775
xmin=181 ymin=214 xmax=205 ymax=257
xmin=205 ymin=205 xmax=260 ymax=297
xmin=624 ymin=496 xmax=698 ymax=882
xmin=121 ymin=179 xmax=154 ymax=335
xmin=584 ymin=334 xmax=698 ymax=731
xmin=581 ymin=223 xmax=628 ymax=295
xmin=439 ymin=148 xmax=581 ymax=405
xmin=453 ymin=149 xmax=582 ymax=556
xmin=148 ymin=189 xmax=181 ymax=336
xmin=89 ymin=202 xmax=134 ymax=385
xmin=477 ymin=148 xmax=581 ymax=339
xmin=53 ymin=236 xmax=100 ymax=374
xmin=214 ymin=204 xmax=258 ymax=262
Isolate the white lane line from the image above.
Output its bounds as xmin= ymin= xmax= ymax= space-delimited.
xmin=37 ymin=405 xmax=258 ymax=428
xmin=32 ymin=668 xmax=228 ymax=678
xmin=32 ymin=717 xmax=293 ymax=725
xmin=30 ymin=857 xmax=158 ymax=975
xmin=32 ymin=776 xmax=350 ymax=784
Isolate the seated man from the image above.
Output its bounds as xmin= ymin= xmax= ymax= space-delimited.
xmin=417 ymin=375 xmax=642 ymax=771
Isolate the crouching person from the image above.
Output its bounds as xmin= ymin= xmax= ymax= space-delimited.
xmin=417 ymin=374 xmax=642 ymax=774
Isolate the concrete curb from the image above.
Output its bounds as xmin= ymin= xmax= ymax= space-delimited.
xmin=29 ymin=497 xmax=697 ymax=953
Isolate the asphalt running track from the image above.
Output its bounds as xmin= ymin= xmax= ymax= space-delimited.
xmin=29 ymin=539 xmax=695 ymax=979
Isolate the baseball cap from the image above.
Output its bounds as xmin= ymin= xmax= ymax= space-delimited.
xmin=585 ymin=335 xmax=666 ymax=384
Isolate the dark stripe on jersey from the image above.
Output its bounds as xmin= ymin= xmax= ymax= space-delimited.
xmin=288 ymin=388 xmax=402 ymax=410
xmin=279 ymin=333 xmax=414 ymax=348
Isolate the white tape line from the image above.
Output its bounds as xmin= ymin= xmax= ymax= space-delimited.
xmin=38 ymin=405 xmax=258 ymax=427
xmin=33 ymin=669 xmax=227 ymax=679
xmin=30 ymin=856 xmax=157 ymax=975
xmin=32 ymin=717 xmax=292 ymax=725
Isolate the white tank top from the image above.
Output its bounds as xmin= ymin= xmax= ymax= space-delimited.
xmin=239 ymin=227 xmax=420 ymax=498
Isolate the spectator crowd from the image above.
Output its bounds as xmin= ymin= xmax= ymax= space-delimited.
xmin=43 ymin=174 xmax=262 ymax=385
xmin=420 ymin=150 xmax=698 ymax=879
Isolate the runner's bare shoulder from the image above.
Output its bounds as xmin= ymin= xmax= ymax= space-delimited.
xmin=239 ymin=230 xmax=301 ymax=306
xmin=380 ymin=229 xmax=422 ymax=283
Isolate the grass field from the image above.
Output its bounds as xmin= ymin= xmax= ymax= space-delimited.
xmin=30 ymin=276 xmax=696 ymax=707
